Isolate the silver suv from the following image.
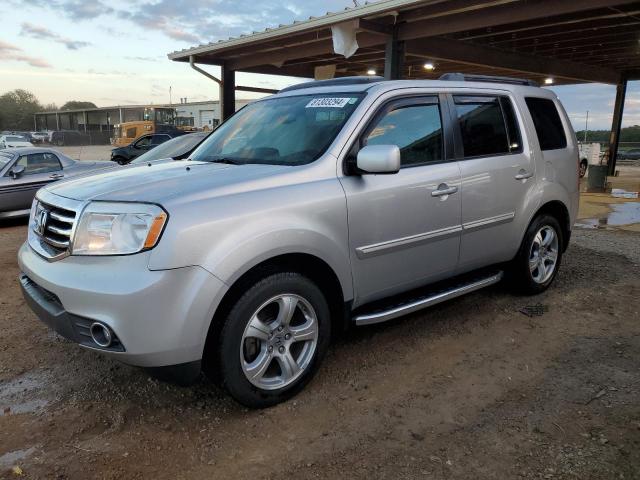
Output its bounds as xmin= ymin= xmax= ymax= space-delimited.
xmin=19 ymin=75 xmax=579 ymax=407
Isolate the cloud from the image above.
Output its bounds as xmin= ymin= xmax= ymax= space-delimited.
xmin=13 ymin=0 xmax=358 ymax=45
xmin=18 ymin=0 xmax=113 ymax=19
xmin=124 ymin=56 xmax=161 ymax=62
xmin=116 ymin=0 xmax=357 ymax=44
xmin=0 ymin=40 xmax=51 ymax=68
xmin=20 ymin=22 xmax=91 ymax=50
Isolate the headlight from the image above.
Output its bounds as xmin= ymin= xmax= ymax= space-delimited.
xmin=72 ymin=202 xmax=167 ymax=256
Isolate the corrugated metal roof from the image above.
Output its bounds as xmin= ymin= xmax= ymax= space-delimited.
xmin=168 ymin=0 xmax=431 ymax=60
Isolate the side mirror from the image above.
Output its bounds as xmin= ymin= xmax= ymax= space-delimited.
xmin=10 ymin=165 xmax=25 ymax=179
xmin=356 ymin=145 xmax=400 ymax=174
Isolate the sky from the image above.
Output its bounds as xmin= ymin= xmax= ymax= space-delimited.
xmin=0 ymin=0 xmax=638 ymax=131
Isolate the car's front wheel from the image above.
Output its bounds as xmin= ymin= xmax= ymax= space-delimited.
xmin=216 ymin=272 xmax=331 ymax=408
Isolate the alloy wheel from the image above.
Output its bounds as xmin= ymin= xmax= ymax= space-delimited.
xmin=528 ymin=225 xmax=559 ymax=284
xmin=240 ymin=294 xmax=318 ymax=390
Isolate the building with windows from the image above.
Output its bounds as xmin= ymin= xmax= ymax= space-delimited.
xmin=33 ymin=100 xmax=254 ymax=144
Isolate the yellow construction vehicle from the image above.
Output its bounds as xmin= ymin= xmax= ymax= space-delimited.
xmin=111 ymin=107 xmax=177 ymax=146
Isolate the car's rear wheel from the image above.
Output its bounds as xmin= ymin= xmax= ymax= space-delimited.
xmin=510 ymin=214 xmax=563 ymax=295
xmin=216 ymin=272 xmax=330 ymax=408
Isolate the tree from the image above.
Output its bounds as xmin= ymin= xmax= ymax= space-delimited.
xmin=0 ymin=89 xmax=43 ymax=131
xmin=60 ymin=101 xmax=97 ymax=111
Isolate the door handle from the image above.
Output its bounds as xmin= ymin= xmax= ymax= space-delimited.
xmin=514 ymin=170 xmax=534 ymax=180
xmin=49 ymin=173 xmax=64 ymax=179
xmin=431 ymin=184 xmax=458 ymax=197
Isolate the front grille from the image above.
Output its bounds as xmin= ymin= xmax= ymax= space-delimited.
xmin=37 ymin=202 xmax=76 ymax=250
xmin=30 ymin=192 xmax=82 ymax=260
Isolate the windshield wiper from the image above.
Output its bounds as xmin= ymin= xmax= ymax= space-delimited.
xmin=205 ymin=156 xmax=245 ymax=165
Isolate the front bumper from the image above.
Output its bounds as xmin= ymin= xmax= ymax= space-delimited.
xmin=18 ymin=242 xmax=228 ymax=367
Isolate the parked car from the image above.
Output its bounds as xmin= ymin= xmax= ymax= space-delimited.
xmin=111 ymin=131 xmax=187 ymax=165
xmin=19 ymin=75 xmax=579 ymax=407
xmin=0 ymin=147 xmax=113 ymax=218
xmin=0 ymin=135 xmax=34 ymax=148
xmin=618 ymin=148 xmax=640 ymax=160
xmin=130 ymin=132 xmax=208 ymax=164
xmin=30 ymin=132 xmax=50 ymax=144
xmin=50 ymin=130 xmax=90 ymax=146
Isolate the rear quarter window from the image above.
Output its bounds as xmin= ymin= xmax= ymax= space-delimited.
xmin=525 ymin=97 xmax=567 ymax=151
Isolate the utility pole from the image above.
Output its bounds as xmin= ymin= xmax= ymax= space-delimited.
xmin=169 ymin=86 xmax=172 ymax=106
xmin=584 ymin=110 xmax=589 ymax=143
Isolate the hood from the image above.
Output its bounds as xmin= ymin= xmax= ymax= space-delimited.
xmin=6 ymin=141 xmax=33 ymax=147
xmin=44 ymin=160 xmax=290 ymax=204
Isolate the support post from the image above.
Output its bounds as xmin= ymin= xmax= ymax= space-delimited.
xmin=55 ymin=112 xmax=60 ymax=131
xmin=221 ymin=65 xmax=236 ymax=121
xmin=607 ymin=77 xmax=627 ymax=176
xmin=384 ymin=26 xmax=404 ymax=80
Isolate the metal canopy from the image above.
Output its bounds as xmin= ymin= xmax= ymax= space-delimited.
xmin=169 ymin=0 xmax=640 ymax=86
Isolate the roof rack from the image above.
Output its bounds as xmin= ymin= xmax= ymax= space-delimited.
xmin=279 ymin=76 xmax=385 ymax=93
xmin=439 ymin=73 xmax=539 ymax=87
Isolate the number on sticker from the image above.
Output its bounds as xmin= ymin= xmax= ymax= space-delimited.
xmin=306 ymin=98 xmax=351 ymax=108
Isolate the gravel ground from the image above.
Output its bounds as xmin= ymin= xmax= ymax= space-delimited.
xmin=0 ymin=223 xmax=638 ymax=480
xmin=53 ymin=145 xmax=113 ymax=162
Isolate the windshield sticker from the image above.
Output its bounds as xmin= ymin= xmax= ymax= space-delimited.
xmin=306 ymin=98 xmax=351 ymax=108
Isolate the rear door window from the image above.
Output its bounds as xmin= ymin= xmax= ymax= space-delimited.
xmin=454 ymin=96 xmax=521 ymax=158
xmin=151 ymin=134 xmax=171 ymax=146
xmin=525 ymin=97 xmax=567 ymax=150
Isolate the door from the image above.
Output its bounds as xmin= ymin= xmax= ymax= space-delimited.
xmin=450 ymin=94 xmax=537 ymax=271
xmin=340 ymin=96 xmax=462 ymax=306
xmin=1 ymin=152 xmax=63 ymax=212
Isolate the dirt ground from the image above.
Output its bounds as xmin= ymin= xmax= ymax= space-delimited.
xmin=1 ymin=187 xmax=639 ymax=479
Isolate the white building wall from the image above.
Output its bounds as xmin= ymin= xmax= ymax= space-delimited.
xmin=174 ymin=100 xmax=254 ymax=129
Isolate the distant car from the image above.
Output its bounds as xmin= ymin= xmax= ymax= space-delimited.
xmin=618 ymin=148 xmax=640 ymax=160
xmin=111 ymin=131 xmax=187 ymax=165
xmin=30 ymin=132 xmax=49 ymax=144
xmin=0 ymin=147 xmax=114 ymax=218
xmin=0 ymin=135 xmax=34 ymax=148
xmin=130 ymin=132 xmax=208 ymax=164
xmin=50 ymin=130 xmax=90 ymax=146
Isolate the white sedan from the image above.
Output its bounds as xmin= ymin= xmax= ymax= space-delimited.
xmin=0 ymin=135 xmax=34 ymax=148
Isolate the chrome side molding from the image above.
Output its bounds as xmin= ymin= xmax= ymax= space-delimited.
xmin=353 ymin=271 xmax=504 ymax=326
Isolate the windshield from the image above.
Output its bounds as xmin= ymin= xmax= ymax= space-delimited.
xmin=0 ymin=151 xmax=13 ymax=167
xmin=191 ymin=93 xmax=364 ymax=166
xmin=132 ymin=133 xmax=207 ymax=163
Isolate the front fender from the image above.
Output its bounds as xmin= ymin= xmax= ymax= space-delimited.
xmin=148 ymin=177 xmax=353 ymax=301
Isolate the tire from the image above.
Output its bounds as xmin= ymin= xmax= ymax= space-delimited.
xmin=216 ymin=272 xmax=331 ymax=408
xmin=113 ymin=157 xmax=128 ymax=165
xmin=510 ymin=214 xmax=563 ymax=295
xmin=579 ymin=160 xmax=588 ymax=178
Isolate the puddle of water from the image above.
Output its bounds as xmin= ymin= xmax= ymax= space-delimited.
xmin=575 ymin=202 xmax=640 ymax=229
xmin=611 ymin=188 xmax=639 ymax=199
xmin=0 ymin=370 xmax=52 ymax=416
xmin=0 ymin=447 xmax=36 ymax=467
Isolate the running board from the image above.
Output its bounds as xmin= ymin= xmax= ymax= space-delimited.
xmin=353 ymin=271 xmax=503 ymax=326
